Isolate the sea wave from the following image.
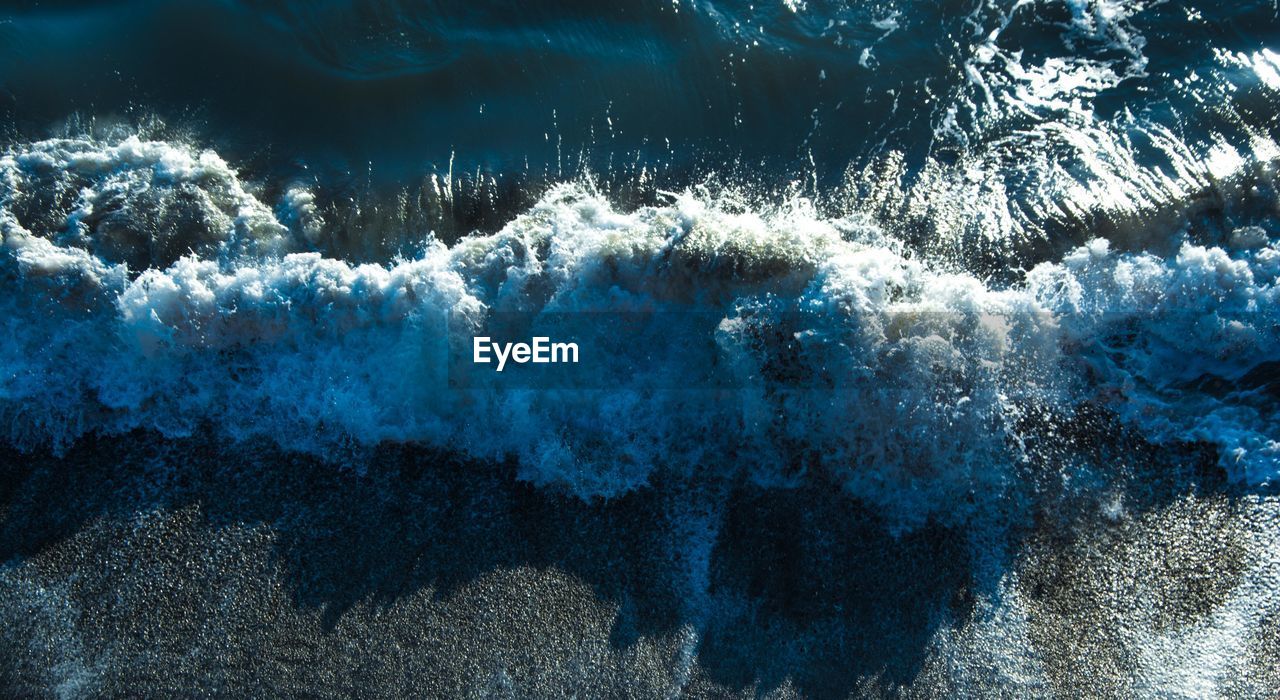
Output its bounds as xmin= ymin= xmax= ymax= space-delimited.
xmin=2 ymin=135 xmax=1277 ymax=528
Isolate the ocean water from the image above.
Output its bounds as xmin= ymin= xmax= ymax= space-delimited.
xmin=2 ymin=0 xmax=1280 ymax=697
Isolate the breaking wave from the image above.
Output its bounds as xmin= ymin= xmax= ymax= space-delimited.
xmin=1 ymin=134 xmax=1277 ymax=529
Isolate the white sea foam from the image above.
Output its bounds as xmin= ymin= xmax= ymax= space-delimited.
xmin=845 ymin=0 xmax=1280 ymax=264
xmin=0 ymin=135 xmax=1277 ymax=527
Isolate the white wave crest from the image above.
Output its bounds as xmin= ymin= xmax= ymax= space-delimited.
xmin=1 ymin=136 xmax=1278 ymax=526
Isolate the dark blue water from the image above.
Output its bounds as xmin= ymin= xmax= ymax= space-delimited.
xmin=1 ymin=1 xmax=1273 ymax=192
xmin=6 ymin=0 xmax=1280 ymax=267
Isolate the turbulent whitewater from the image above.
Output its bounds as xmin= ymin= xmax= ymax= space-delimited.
xmin=1 ymin=133 xmax=1278 ymax=526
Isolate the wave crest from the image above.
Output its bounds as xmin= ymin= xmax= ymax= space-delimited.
xmin=2 ymin=136 xmax=1278 ymax=526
